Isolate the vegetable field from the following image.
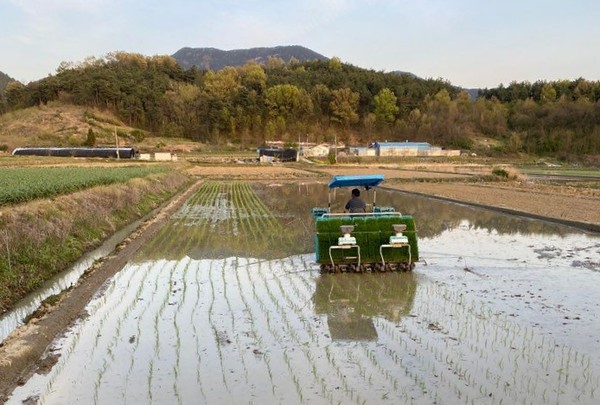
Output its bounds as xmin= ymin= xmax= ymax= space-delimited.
xmin=6 ymin=182 xmax=600 ymax=404
xmin=0 ymin=166 xmax=168 ymax=206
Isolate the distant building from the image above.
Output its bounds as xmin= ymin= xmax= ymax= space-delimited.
xmin=371 ymin=142 xmax=460 ymax=157
xmin=303 ymin=144 xmax=330 ymax=158
xmin=11 ymin=147 xmax=138 ymax=159
xmin=373 ymin=142 xmax=430 ymax=156
xmin=155 ymin=152 xmax=177 ymax=161
xmin=257 ymin=147 xmax=298 ymax=162
xmin=348 ymin=146 xmax=376 ymax=157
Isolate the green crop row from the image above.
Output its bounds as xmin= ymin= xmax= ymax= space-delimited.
xmin=0 ymin=166 xmax=168 ymax=206
xmin=139 ymin=181 xmax=302 ymax=261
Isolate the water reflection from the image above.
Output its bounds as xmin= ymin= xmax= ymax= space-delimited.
xmin=137 ymin=181 xmax=581 ymax=265
xmin=312 ymin=272 xmax=417 ymax=341
xmin=255 ymin=181 xmax=579 ymax=239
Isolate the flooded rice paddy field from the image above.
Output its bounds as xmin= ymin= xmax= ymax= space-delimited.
xmin=7 ymin=182 xmax=600 ymax=404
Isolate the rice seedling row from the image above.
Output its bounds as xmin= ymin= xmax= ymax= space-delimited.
xmin=239 ymin=258 xmax=331 ymax=403
xmin=265 ymin=257 xmax=410 ymax=403
xmin=36 ymin=259 xmax=156 ymax=404
xmin=221 ymin=258 xmax=252 ymax=388
xmin=377 ymin=281 xmax=599 ymax=404
xmin=147 ymin=183 xmax=215 ymax=255
xmin=239 ymin=260 xmax=325 ymax=403
xmin=232 ymin=258 xmax=282 ymax=400
xmin=207 ymin=258 xmax=233 ymax=398
xmin=249 ymin=260 xmax=366 ymax=404
xmin=139 ymin=181 xmax=301 ymax=261
xmin=283 ymin=269 xmax=411 ymax=400
xmin=232 ymin=183 xmax=261 ymax=244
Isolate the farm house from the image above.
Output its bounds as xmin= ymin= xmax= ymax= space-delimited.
xmin=12 ymin=147 xmax=139 ymax=159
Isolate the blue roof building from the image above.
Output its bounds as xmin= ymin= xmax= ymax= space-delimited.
xmin=371 ymin=142 xmax=437 ymax=156
xmin=373 ymin=142 xmax=432 ymax=150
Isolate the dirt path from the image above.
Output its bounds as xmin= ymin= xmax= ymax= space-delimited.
xmin=387 ymin=182 xmax=600 ymax=232
xmin=186 ymin=165 xmax=318 ymax=178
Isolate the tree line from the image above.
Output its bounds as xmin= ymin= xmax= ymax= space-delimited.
xmin=1 ymin=52 xmax=600 ymax=159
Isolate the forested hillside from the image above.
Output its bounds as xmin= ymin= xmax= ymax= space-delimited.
xmin=478 ymin=80 xmax=600 ymax=157
xmin=2 ymin=51 xmax=600 ymax=159
xmin=0 ymin=71 xmax=14 ymax=92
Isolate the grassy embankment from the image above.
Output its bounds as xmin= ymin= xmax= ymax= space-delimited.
xmin=0 ymin=165 xmax=193 ymax=314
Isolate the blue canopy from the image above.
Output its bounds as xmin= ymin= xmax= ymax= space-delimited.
xmin=328 ymin=175 xmax=385 ymax=189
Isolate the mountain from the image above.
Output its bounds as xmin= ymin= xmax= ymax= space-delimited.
xmin=172 ymin=45 xmax=328 ymax=70
xmin=0 ymin=71 xmax=15 ymax=92
xmin=391 ymin=70 xmax=419 ymax=79
xmin=465 ymin=88 xmax=480 ymax=100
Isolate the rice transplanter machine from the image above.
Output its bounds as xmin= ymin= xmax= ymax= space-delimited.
xmin=311 ymin=175 xmax=419 ymax=273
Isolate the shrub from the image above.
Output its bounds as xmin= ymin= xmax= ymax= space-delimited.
xmin=130 ymin=129 xmax=145 ymax=142
xmin=84 ymin=128 xmax=96 ymax=147
xmin=492 ymin=167 xmax=509 ymax=178
xmin=450 ymin=136 xmax=474 ymax=150
xmin=491 ymin=166 xmax=524 ymax=181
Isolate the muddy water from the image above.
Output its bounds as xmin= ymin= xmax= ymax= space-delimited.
xmin=7 ymin=182 xmax=600 ymax=404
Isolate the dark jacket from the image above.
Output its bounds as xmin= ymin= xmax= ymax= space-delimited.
xmin=345 ymin=197 xmax=366 ymax=213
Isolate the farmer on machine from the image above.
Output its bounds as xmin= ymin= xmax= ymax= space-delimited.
xmin=345 ymin=188 xmax=366 ymax=213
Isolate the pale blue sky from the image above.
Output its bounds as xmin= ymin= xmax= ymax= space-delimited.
xmin=2 ymin=0 xmax=599 ymax=88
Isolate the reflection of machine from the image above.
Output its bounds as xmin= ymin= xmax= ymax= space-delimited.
xmin=312 ymin=175 xmax=419 ymax=273
xmin=313 ymin=272 xmax=417 ymax=341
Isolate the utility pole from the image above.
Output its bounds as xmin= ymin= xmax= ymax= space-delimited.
xmin=114 ymin=127 xmax=120 ymax=159
xmin=334 ymin=134 xmax=337 ymax=163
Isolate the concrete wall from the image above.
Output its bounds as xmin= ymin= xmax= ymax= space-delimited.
xmin=378 ymin=147 xmax=460 ymax=157
xmin=379 ymin=148 xmax=419 ymax=157
xmin=155 ymin=152 xmax=172 ymax=161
